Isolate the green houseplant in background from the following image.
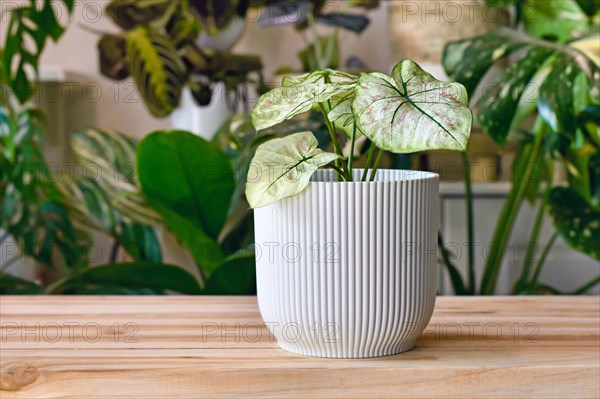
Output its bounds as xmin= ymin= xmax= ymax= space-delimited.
xmin=0 ymin=0 xmax=253 ymax=294
xmin=440 ymin=0 xmax=599 ymax=294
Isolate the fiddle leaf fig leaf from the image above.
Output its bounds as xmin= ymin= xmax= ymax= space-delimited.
xmin=246 ymin=131 xmax=341 ymax=208
xmin=548 ymin=187 xmax=600 ymax=261
xmin=352 ymin=60 xmax=472 ymax=153
xmin=252 ymin=70 xmax=357 ymax=131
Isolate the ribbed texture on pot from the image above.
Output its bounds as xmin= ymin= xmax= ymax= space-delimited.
xmin=255 ymin=169 xmax=438 ymax=358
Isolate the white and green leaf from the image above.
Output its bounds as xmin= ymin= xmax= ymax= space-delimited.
xmin=252 ymin=70 xmax=358 ymax=131
xmin=352 ymin=60 xmax=472 ymax=153
xmin=245 ymin=131 xmax=341 ymax=208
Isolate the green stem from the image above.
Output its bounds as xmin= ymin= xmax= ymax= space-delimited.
xmin=328 ymin=163 xmax=346 ymax=178
xmin=480 ymin=118 xmax=546 ymax=294
xmin=369 ymin=148 xmax=384 ymax=182
xmin=462 ymin=152 xmax=476 ymax=294
xmin=362 ymin=144 xmax=375 ymax=182
xmin=530 ymin=231 xmax=558 ymax=286
xmin=347 ymin=125 xmax=357 ymax=176
xmin=572 ymin=275 xmax=600 ymax=295
xmin=520 ymin=192 xmax=547 ymax=285
xmin=318 ymin=103 xmax=347 ymax=181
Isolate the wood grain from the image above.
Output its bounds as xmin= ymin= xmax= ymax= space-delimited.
xmin=0 ymin=296 xmax=598 ymax=398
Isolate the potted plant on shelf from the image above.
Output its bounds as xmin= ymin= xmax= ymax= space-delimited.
xmin=245 ymin=60 xmax=472 ymax=358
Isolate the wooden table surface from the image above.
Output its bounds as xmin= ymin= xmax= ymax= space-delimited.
xmin=0 ymin=296 xmax=598 ymax=398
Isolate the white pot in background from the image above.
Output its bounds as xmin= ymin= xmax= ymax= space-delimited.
xmin=254 ymin=169 xmax=439 ymax=358
xmin=170 ymin=85 xmax=231 ymax=140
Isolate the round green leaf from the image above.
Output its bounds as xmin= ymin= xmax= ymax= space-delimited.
xmin=353 ymin=60 xmax=472 ymax=153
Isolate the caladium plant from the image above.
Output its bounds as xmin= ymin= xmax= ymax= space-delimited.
xmin=245 ymin=60 xmax=473 ymax=208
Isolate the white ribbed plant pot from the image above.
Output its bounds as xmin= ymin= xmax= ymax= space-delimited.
xmin=255 ymin=169 xmax=439 ymax=358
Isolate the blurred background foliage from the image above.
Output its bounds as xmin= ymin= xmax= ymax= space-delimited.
xmin=1 ymin=0 xmax=598 ymax=295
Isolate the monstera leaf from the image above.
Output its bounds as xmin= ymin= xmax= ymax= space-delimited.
xmin=352 ymin=60 xmax=472 ymax=153
xmin=126 ymin=26 xmax=186 ymax=117
xmin=548 ymin=187 xmax=600 ymax=261
xmin=253 ymin=70 xmax=358 ymax=135
xmin=2 ymin=0 xmax=74 ymax=103
xmin=245 ymin=131 xmax=341 ymax=208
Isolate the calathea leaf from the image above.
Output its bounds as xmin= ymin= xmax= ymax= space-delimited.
xmin=126 ymin=26 xmax=186 ymax=117
xmin=538 ymin=54 xmax=581 ymax=134
xmin=352 ymin=60 xmax=472 ymax=153
xmin=252 ymin=70 xmax=357 ymax=131
xmin=317 ymin=13 xmax=370 ymax=34
xmin=476 ymin=46 xmax=555 ymax=145
xmin=442 ymin=28 xmax=528 ymax=96
xmin=548 ymin=187 xmax=600 ymax=261
xmin=190 ymin=0 xmax=240 ymax=35
xmin=70 ymin=128 xmax=161 ymax=227
xmin=98 ymin=34 xmax=129 ymax=80
xmin=245 ymin=131 xmax=341 ymax=208
xmin=106 ymin=0 xmax=170 ymax=30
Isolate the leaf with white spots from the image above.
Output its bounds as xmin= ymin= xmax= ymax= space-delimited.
xmin=548 ymin=187 xmax=600 ymax=261
xmin=252 ymin=70 xmax=358 ymax=131
xmin=442 ymin=29 xmax=527 ymax=96
xmin=539 ymin=54 xmax=581 ymax=134
xmin=245 ymin=131 xmax=341 ymax=208
xmin=475 ymin=46 xmax=554 ymax=145
xmin=352 ymin=60 xmax=472 ymax=153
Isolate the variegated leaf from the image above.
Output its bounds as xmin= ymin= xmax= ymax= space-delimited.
xmin=252 ymin=70 xmax=358 ymax=132
xmin=476 ymin=46 xmax=555 ymax=144
xmin=245 ymin=131 xmax=341 ymax=208
xmin=352 ymin=60 xmax=472 ymax=153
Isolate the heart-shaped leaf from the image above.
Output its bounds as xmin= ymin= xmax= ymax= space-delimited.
xmin=352 ymin=60 xmax=472 ymax=153
xmin=246 ymin=131 xmax=341 ymax=208
xmin=548 ymin=187 xmax=600 ymax=261
xmin=252 ymin=70 xmax=358 ymax=131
